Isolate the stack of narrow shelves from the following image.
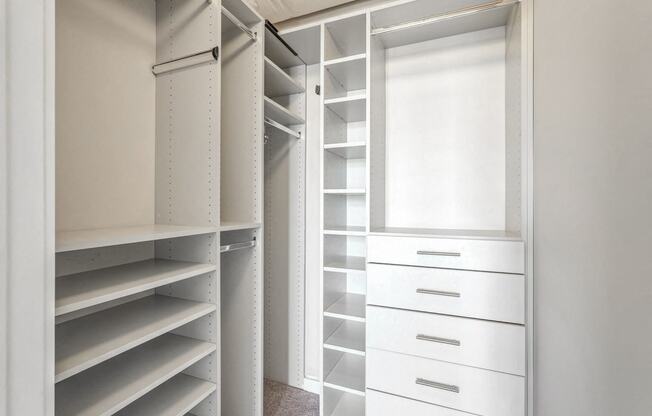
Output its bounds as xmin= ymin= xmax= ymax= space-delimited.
xmin=321 ymin=12 xmax=369 ymax=416
xmin=55 ymin=225 xmax=219 ymax=415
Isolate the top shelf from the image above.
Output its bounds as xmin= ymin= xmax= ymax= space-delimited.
xmin=56 ymin=224 xmax=219 ymax=253
xmin=265 ymin=27 xmax=304 ymax=69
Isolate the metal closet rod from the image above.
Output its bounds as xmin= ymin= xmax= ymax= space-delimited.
xmin=371 ymin=0 xmax=515 ymax=36
xmin=152 ymin=47 xmax=219 ymax=75
xmin=222 ymin=6 xmax=257 ymax=41
xmin=221 ymin=237 xmax=257 ymax=253
xmin=264 ymin=117 xmax=301 ymax=139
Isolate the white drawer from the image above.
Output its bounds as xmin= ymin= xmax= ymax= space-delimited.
xmin=368 ymin=235 xmax=525 ymax=274
xmin=367 ymin=389 xmax=469 ymax=416
xmin=367 ymin=263 xmax=525 ymax=323
xmin=367 ymin=306 xmax=525 ymax=375
xmin=367 ymin=349 xmax=525 ymax=416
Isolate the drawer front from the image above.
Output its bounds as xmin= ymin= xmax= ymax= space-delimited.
xmin=367 ymin=349 xmax=525 ymax=416
xmin=367 ymin=306 xmax=525 ymax=375
xmin=367 ymin=389 xmax=469 ymax=416
xmin=367 ymin=263 xmax=525 ymax=323
xmin=368 ymin=235 xmax=525 ymax=274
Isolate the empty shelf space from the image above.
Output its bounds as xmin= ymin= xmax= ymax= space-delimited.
xmin=324 ymin=293 xmax=366 ymax=322
xmin=324 ymin=141 xmax=366 ymax=159
xmin=323 ymin=255 xmax=366 ymax=273
xmin=56 ymin=259 xmax=216 ymax=316
xmin=323 ymin=353 xmax=366 ymax=396
xmin=324 ymin=95 xmax=366 ymax=122
xmin=264 ymin=96 xmax=304 ymax=126
xmin=325 ymin=389 xmax=366 ymax=416
xmin=264 ymin=57 xmax=304 ymax=97
xmin=56 ymin=333 xmax=216 ymax=416
xmin=369 ymin=226 xmax=522 ymax=241
xmin=56 ymin=295 xmax=215 ymax=382
xmin=265 ymin=28 xmax=304 ymax=69
xmin=323 ymin=225 xmax=366 ymax=236
xmin=324 ymin=54 xmax=366 ymax=92
xmin=116 ymin=374 xmax=216 ymax=416
xmin=324 ymin=320 xmax=365 ymax=356
xmin=323 ymin=189 xmax=366 ymax=195
xmin=220 ymin=221 xmax=262 ymax=232
xmin=56 ymin=224 xmax=219 ymax=253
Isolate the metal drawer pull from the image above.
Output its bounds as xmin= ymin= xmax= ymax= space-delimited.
xmin=415 ymin=378 xmax=460 ymax=393
xmin=416 ymin=288 xmax=461 ymax=298
xmin=416 ymin=334 xmax=461 ymax=346
xmin=417 ymin=250 xmax=461 ymax=257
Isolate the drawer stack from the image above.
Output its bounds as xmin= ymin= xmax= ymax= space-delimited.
xmin=366 ymin=235 xmax=526 ymax=416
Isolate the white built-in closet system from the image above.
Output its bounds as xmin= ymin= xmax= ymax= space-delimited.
xmin=276 ymin=0 xmax=532 ymax=415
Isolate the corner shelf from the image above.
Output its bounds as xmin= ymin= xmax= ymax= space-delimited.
xmin=264 ymin=57 xmax=304 ymax=97
xmin=264 ymin=96 xmax=305 ymax=126
xmin=56 ymin=259 xmax=216 ymax=316
xmin=324 ymin=293 xmax=366 ymax=322
xmin=116 ymin=374 xmax=216 ymax=416
xmin=55 ymin=296 xmax=215 ymax=382
xmin=55 ymin=334 xmax=216 ymax=416
xmin=56 ymin=224 xmax=219 ymax=253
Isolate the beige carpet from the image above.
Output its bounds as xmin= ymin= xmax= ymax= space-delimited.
xmin=264 ymin=379 xmax=319 ymax=416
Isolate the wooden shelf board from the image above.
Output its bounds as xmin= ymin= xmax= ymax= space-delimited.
xmin=55 ymin=334 xmax=216 ymax=416
xmin=264 ymin=96 xmax=305 ymax=126
xmin=323 ymin=189 xmax=366 ymax=195
xmin=323 ymin=225 xmax=366 ymax=236
xmin=369 ymin=226 xmax=523 ymax=241
xmin=324 ymin=141 xmax=366 ymax=159
xmin=219 ymin=221 xmax=262 ymax=232
xmin=56 ymin=224 xmax=218 ymax=253
xmin=324 ymin=95 xmax=367 ymax=123
xmin=323 ymin=353 xmax=366 ymax=396
xmin=56 ymin=295 xmax=215 ymax=382
xmin=324 ymin=320 xmax=366 ymax=356
xmin=264 ymin=57 xmax=305 ymax=97
xmin=323 ymin=255 xmax=366 ymax=273
xmin=324 ymin=53 xmax=367 ymax=92
xmin=56 ymin=259 xmax=215 ymax=316
xmin=324 ymin=293 xmax=366 ymax=322
xmin=265 ymin=28 xmax=304 ymax=69
xmin=325 ymin=389 xmax=366 ymax=416
xmin=116 ymin=374 xmax=216 ymax=416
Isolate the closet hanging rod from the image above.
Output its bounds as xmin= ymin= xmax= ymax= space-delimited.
xmin=152 ymin=47 xmax=219 ymax=75
xmin=371 ymin=0 xmax=517 ymax=37
xmin=221 ymin=238 xmax=257 ymax=254
xmin=264 ymin=117 xmax=301 ymax=139
xmin=222 ymin=6 xmax=257 ymax=41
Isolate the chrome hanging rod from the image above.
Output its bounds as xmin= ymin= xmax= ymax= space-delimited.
xmin=221 ymin=238 xmax=256 ymax=254
xmin=264 ymin=117 xmax=301 ymax=139
xmin=371 ymin=0 xmax=517 ymax=37
xmin=152 ymin=47 xmax=219 ymax=75
xmin=222 ymin=6 xmax=257 ymax=41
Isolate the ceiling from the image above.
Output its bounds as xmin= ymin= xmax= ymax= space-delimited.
xmin=246 ymin=0 xmax=358 ymax=23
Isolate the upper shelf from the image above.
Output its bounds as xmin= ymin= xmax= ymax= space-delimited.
xmin=324 ymin=142 xmax=366 ymax=159
xmin=371 ymin=0 xmax=517 ymax=49
xmin=324 ymin=54 xmax=367 ymax=92
xmin=220 ymin=221 xmax=262 ymax=232
xmin=325 ymin=95 xmax=366 ymax=123
xmin=264 ymin=96 xmax=305 ymax=125
xmin=264 ymin=57 xmax=304 ymax=98
xmin=56 ymin=224 xmax=219 ymax=253
xmin=369 ymin=226 xmax=522 ymax=241
xmin=265 ymin=27 xmax=304 ymax=69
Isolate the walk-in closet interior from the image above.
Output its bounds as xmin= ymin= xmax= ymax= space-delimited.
xmin=51 ymin=0 xmax=531 ymax=415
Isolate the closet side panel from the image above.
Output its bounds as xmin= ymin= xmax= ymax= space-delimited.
xmin=369 ymin=36 xmax=386 ymax=230
xmin=56 ymin=0 xmax=156 ymax=231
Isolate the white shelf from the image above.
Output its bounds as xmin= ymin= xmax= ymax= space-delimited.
xmin=324 ymin=54 xmax=367 ymax=92
xmin=220 ymin=221 xmax=262 ymax=232
xmin=56 ymin=333 xmax=216 ymax=416
xmin=265 ymin=117 xmax=301 ymax=139
xmin=323 ymin=255 xmax=366 ymax=273
xmin=324 ymin=95 xmax=367 ymax=123
xmin=56 ymin=295 xmax=215 ymax=382
xmin=323 ymin=353 xmax=366 ymax=396
xmin=324 ymin=293 xmax=366 ymax=322
xmin=56 ymin=260 xmax=215 ymax=316
xmin=116 ymin=374 xmax=216 ymax=416
xmin=264 ymin=96 xmax=305 ymax=125
xmin=323 ymin=189 xmax=366 ymax=195
xmin=323 ymin=225 xmax=366 ymax=236
xmin=325 ymin=389 xmax=366 ymax=416
xmin=324 ymin=320 xmax=365 ymax=356
xmin=324 ymin=141 xmax=366 ymax=159
xmin=56 ymin=224 xmax=219 ymax=253
xmin=264 ymin=57 xmax=304 ymax=97
xmin=265 ymin=28 xmax=304 ymax=69
xmin=369 ymin=226 xmax=522 ymax=241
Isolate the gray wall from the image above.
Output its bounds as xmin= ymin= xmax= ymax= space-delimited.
xmin=534 ymin=1 xmax=652 ymax=415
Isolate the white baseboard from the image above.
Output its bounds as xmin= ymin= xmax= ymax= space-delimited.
xmin=302 ymin=377 xmax=321 ymax=395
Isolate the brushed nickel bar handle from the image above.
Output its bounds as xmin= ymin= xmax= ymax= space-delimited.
xmin=417 ymin=250 xmax=461 ymax=257
xmin=415 ymin=378 xmax=460 ymax=393
xmin=416 ymin=334 xmax=461 ymax=346
xmin=416 ymin=288 xmax=461 ymax=298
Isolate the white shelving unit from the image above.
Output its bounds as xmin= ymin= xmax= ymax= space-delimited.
xmin=320 ymin=12 xmax=370 ymax=416
xmin=264 ymin=96 xmax=305 ymax=126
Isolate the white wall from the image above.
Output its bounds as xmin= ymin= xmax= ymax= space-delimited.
xmin=1 ymin=0 xmax=55 ymax=414
xmin=534 ymin=1 xmax=652 ymax=414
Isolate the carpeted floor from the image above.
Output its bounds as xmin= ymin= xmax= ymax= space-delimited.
xmin=264 ymin=379 xmax=319 ymax=416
